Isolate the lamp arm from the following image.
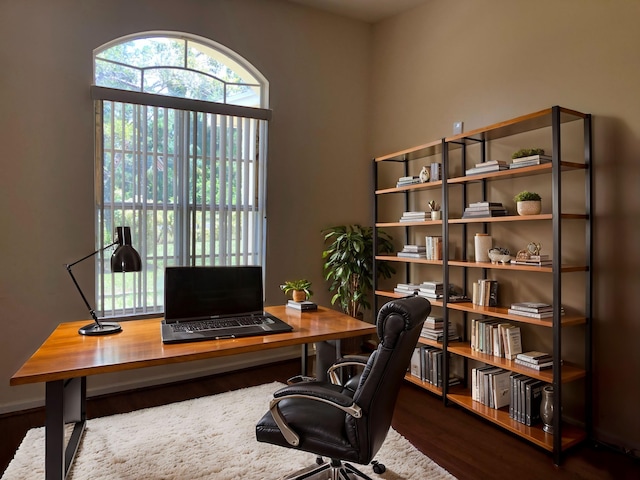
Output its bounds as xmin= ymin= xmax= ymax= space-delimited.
xmin=65 ymin=240 xmax=118 ymax=325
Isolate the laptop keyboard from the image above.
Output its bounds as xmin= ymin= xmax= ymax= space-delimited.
xmin=170 ymin=316 xmax=267 ymax=333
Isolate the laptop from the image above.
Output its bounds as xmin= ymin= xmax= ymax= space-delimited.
xmin=161 ymin=266 xmax=293 ymax=344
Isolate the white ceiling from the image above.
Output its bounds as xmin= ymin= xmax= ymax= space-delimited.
xmin=286 ymin=0 xmax=429 ymax=23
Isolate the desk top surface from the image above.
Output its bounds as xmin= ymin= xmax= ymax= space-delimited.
xmin=10 ymin=306 xmax=376 ymax=386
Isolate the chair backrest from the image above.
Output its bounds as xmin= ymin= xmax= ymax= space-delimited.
xmin=345 ymin=296 xmax=430 ymax=463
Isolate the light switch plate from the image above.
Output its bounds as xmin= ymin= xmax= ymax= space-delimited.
xmin=453 ymin=121 xmax=463 ymax=135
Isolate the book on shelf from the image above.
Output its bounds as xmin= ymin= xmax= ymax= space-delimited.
xmin=397 ymin=251 xmax=426 ymax=258
xmin=286 ymin=300 xmax=318 ymax=311
xmin=397 ymin=244 xmax=427 ymax=258
xmin=472 ymin=279 xmax=498 ymax=307
xmin=423 ymin=315 xmax=443 ymax=328
xmin=510 ymin=259 xmax=553 ymax=266
xmin=424 ymin=236 xmax=443 ymax=260
xmin=473 ymin=160 xmax=507 ymax=169
xmin=469 ymin=201 xmax=504 ymax=207
xmin=402 ymin=244 xmax=427 ymax=252
xmin=511 ymin=154 xmax=552 ymax=164
xmin=394 ymin=283 xmax=421 ymax=295
xmin=514 ymin=358 xmax=557 ymax=370
xmin=399 ymin=211 xmax=429 ymax=222
xmin=509 ymin=302 xmax=553 ymax=313
xmin=465 ymin=164 xmax=509 ymax=176
xmin=507 ymin=307 xmax=564 ymax=319
xmin=462 ymin=207 xmax=509 ymax=218
xmin=396 ymin=176 xmax=421 ymax=187
xmin=516 ymin=351 xmax=553 ymax=364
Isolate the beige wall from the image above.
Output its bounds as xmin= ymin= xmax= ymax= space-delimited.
xmin=370 ymin=0 xmax=639 ymax=455
xmin=0 ymin=0 xmax=371 ymax=410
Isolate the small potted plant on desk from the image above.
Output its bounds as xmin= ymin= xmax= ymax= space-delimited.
xmin=513 ymin=191 xmax=542 ymax=216
xmin=280 ymin=279 xmax=313 ymax=303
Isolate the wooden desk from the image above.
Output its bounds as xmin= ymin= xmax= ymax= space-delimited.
xmin=10 ymin=306 xmax=375 ymax=480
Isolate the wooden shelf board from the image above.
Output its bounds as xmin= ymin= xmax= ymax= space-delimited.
xmin=404 ymin=373 xmax=444 ymax=396
xmin=446 ymin=387 xmax=586 ymax=451
xmin=375 ymin=139 xmax=443 ymax=163
xmin=447 ymin=260 xmax=588 ymax=273
xmin=444 ymin=107 xmax=588 ymax=143
xmin=447 ymin=344 xmax=586 ymax=383
xmin=375 ymin=221 xmax=442 ymax=227
xmin=375 ymin=255 xmax=443 ymax=265
xmin=417 ymin=336 xmax=446 ymax=349
xmin=447 ymin=161 xmax=586 ymax=185
xmin=445 ymin=302 xmax=587 ymax=327
xmin=376 ymin=179 xmax=443 ymax=195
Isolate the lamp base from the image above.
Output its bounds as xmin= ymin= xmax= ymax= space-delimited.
xmin=78 ymin=322 xmax=122 ymax=336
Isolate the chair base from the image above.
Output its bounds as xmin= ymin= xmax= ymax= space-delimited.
xmin=281 ymin=457 xmax=378 ymax=480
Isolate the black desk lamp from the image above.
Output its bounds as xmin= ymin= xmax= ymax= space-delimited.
xmin=66 ymin=226 xmax=142 ymax=336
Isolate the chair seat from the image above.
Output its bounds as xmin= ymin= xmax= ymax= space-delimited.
xmin=256 ymin=383 xmax=362 ymax=462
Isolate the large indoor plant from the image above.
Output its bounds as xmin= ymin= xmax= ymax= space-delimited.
xmin=322 ymin=224 xmax=395 ymax=318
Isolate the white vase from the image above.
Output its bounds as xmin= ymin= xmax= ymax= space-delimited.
xmin=474 ymin=233 xmax=492 ymax=262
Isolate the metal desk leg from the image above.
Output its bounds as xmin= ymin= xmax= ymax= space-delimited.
xmin=301 ymin=344 xmax=308 ymax=376
xmin=45 ymin=377 xmax=86 ymax=480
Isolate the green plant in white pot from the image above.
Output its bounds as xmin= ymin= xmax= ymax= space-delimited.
xmin=514 ymin=191 xmax=542 ymax=215
xmin=322 ymin=225 xmax=395 ymax=318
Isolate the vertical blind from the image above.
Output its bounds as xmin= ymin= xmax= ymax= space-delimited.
xmin=96 ymin=100 xmax=267 ymax=317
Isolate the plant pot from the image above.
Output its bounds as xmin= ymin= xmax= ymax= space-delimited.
xmin=517 ymin=200 xmax=541 ymax=216
xmin=431 ymin=211 xmax=441 ymax=221
xmin=292 ymin=290 xmax=307 ymax=302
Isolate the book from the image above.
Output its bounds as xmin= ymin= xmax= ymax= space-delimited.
xmin=397 ymin=251 xmax=426 ymax=258
xmin=510 ymin=302 xmax=553 ymax=313
xmin=511 ymin=154 xmax=552 ymax=163
xmin=474 ymin=160 xmax=507 ymax=168
xmin=516 ymin=351 xmax=553 ymax=363
xmin=287 ymin=300 xmax=318 ymax=311
xmin=402 ymin=245 xmax=426 ymax=252
xmin=430 ymin=162 xmax=442 ymax=181
xmin=508 ymin=308 xmax=563 ymax=319
xmin=465 ymin=164 xmax=509 ymax=176
xmin=515 ymin=358 xmax=555 ymax=370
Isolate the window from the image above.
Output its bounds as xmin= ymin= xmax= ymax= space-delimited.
xmin=92 ymin=32 xmax=270 ymax=317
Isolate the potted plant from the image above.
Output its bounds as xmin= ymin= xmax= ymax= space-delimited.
xmin=322 ymin=225 xmax=395 ymax=318
xmin=428 ymin=200 xmax=441 ymax=220
xmin=280 ymin=279 xmax=313 ymax=302
xmin=512 ymin=148 xmax=545 ymax=159
xmin=513 ymin=191 xmax=542 ymax=215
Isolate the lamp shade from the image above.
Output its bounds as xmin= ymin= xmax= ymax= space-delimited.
xmin=111 ymin=226 xmax=142 ymax=273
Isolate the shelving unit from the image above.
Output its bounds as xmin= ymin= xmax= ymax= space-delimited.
xmin=373 ymin=106 xmax=592 ymax=464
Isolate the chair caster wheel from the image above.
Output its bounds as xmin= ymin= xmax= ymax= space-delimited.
xmin=371 ymin=460 xmax=386 ymax=474
xmin=315 ymin=456 xmax=324 ymax=465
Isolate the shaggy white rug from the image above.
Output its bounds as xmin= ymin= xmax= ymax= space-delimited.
xmin=3 ymin=382 xmax=455 ymax=480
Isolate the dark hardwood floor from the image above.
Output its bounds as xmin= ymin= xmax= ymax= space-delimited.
xmin=2 ymin=359 xmax=638 ymax=479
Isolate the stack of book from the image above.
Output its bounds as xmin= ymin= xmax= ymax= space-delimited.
xmin=393 ymin=283 xmax=420 ymax=295
xmin=465 ymin=160 xmax=509 ymax=176
xmin=514 ymin=351 xmax=555 ymax=370
xmin=286 ymin=300 xmax=318 ymax=311
xmin=510 ymin=254 xmax=552 ymax=266
xmin=509 ymin=154 xmax=552 ymax=169
xmin=396 ymin=175 xmax=421 ymax=187
xmin=472 ymin=279 xmax=498 ymax=306
xmin=510 ymin=374 xmax=546 ymax=425
xmin=397 ymin=245 xmax=426 ymax=258
xmin=461 ymin=201 xmax=508 ymax=218
xmin=470 ymin=318 xmax=522 ymax=359
xmin=471 ymin=366 xmax=511 ymax=409
xmin=417 ymin=281 xmax=444 ymax=299
xmin=410 ymin=346 xmax=461 ymax=387
xmin=419 ymin=316 xmax=460 ymax=342
xmin=507 ymin=302 xmax=564 ymax=319
xmin=399 ymin=211 xmax=429 ymax=222
xmin=424 ymin=236 xmax=443 ymax=260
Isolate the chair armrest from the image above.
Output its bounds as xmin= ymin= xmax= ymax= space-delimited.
xmin=269 ymin=383 xmax=362 ymax=447
xmin=327 ymin=355 xmax=369 ymax=385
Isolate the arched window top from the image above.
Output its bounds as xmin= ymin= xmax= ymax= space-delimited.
xmin=94 ymin=31 xmax=267 ymax=108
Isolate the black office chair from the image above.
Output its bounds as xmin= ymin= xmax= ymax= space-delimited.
xmin=256 ymin=296 xmax=431 ymax=479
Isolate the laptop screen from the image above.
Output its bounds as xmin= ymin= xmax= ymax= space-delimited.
xmin=164 ymin=266 xmax=264 ymax=322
